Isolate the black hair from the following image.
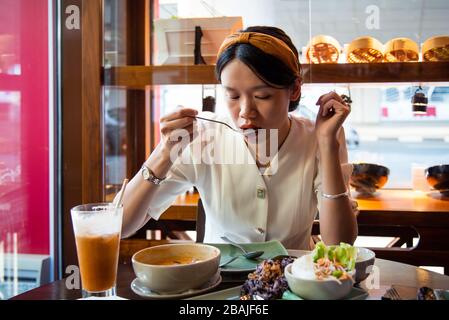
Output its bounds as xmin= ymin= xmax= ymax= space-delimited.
xmin=215 ymin=26 xmax=302 ymax=112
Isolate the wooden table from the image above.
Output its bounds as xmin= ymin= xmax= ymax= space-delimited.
xmin=150 ymin=189 xmax=449 ymax=274
xmin=159 ymin=189 xmax=449 ymax=221
xmin=12 ymin=250 xmax=449 ymax=300
xmin=353 ymin=189 xmax=449 ymax=274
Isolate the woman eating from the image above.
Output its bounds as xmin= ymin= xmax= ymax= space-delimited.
xmin=118 ymin=26 xmax=358 ymax=250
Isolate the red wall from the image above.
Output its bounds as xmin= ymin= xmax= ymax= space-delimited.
xmin=0 ymin=0 xmax=50 ymax=255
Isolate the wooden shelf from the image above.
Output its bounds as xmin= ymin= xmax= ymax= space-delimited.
xmin=303 ymin=61 xmax=449 ymax=84
xmin=103 ymin=65 xmax=217 ymax=88
xmin=103 ymin=62 xmax=449 ymax=88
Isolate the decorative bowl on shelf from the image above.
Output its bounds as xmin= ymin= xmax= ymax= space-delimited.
xmin=350 ymin=163 xmax=390 ymax=195
xmin=346 ymin=36 xmax=384 ymax=63
xmin=422 ymin=36 xmax=449 ymax=62
xmin=425 ymin=164 xmax=449 ymax=197
xmin=384 ymin=37 xmax=419 ymax=62
xmin=305 ymin=35 xmax=341 ymax=64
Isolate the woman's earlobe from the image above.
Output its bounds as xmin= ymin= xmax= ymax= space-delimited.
xmin=290 ymin=79 xmax=302 ymax=101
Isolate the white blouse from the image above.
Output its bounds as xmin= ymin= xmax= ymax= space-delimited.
xmin=144 ymin=113 xmax=355 ymax=250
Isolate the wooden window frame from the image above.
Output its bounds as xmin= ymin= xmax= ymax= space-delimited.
xmin=60 ymin=0 xmax=151 ymax=273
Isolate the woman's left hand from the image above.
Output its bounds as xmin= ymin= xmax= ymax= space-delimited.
xmin=315 ymin=91 xmax=351 ymax=145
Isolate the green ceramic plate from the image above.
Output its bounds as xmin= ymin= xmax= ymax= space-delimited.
xmin=206 ymin=240 xmax=289 ymax=273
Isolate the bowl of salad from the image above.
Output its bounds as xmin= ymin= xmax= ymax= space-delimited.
xmin=284 ymin=242 xmax=357 ymax=300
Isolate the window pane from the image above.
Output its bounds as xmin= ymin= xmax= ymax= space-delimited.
xmin=103 ymin=0 xmax=129 ymax=200
xmin=104 ymin=0 xmax=127 ymax=66
xmin=297 ymin=85 xmax=449 ymax=189
xmin=104 ymin=88 xmax=127 ymax=201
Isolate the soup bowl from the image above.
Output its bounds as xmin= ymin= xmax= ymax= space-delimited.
xmin=132 ymin=243 xmax=220 ymax=294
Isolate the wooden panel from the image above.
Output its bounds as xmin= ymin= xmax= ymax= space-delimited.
xmin=124 ymin=0 xmax=148 ymax=178
xmin=81 ymin=0 xmax=104 ymax=203
xmin=61 ymin=0 xmax=83 ymax=273
xmin=61 ymin=0 xmax=103 ymax=272
xmin=103 ymin=62 xmax=449 ymax=87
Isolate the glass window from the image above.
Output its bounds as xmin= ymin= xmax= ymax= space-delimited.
xmin=104 ymin=87 xmax=128 ymax=201
xmin=297 ymin=85 xmax=449 ymax=189
xmin=149 ymin=0 xmax=449 ymax=189
xmin=104 ymin=0 xmax=129 ymax=200
xmin=104 ymin=0 xmax=127 ymax=67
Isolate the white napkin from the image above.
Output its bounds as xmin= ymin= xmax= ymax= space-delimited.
xmin=77 ymin=295 xmax=128 ymax=300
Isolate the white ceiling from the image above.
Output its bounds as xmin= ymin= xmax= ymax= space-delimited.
xmin=164 ymin=0 xmax=449 ymax=50
xmin=275 ymin=0 xmax=449 ymax=47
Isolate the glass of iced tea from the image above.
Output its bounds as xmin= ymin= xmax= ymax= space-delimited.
xmin=71 ymin=203 xmax=123 ymax=298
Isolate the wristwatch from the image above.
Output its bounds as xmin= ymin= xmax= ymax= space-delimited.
xmin=141 ymin=164 xmax=165 ymax=185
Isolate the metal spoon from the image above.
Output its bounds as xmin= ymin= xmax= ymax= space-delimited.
xmin=219 ymin=236 xmax=264 ymax=267
xmin=221 ymin=236 xmax=254 ymax=255
xmin=187 ymin=115 xmax=239 ymax=132
xmin=219 ymin=251 xmax=264 ymax=268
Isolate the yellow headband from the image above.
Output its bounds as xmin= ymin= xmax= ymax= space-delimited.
xmin=217 ymin=32 xmax=301 ymax=77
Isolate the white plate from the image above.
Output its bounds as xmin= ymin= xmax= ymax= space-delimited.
xmin=78 ymin=296 xmax=128 ymax=300
xmin=130 ymin=272 xmax=222 ymax=299
xmin=188 ymin=285 xmax=369 ymax=300
xmin=187 ymin=286 xmax=241 ymax=300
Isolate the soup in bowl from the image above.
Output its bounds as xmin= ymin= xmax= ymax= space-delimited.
xmin=132 ymin=243 xmax=220 ymax=294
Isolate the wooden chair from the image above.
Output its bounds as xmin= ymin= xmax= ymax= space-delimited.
xmin=195 ymin=199 xmax=206 ymax=243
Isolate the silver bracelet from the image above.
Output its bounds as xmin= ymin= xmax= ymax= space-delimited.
xmin=322 ymin=189 xmax=350 ymax=199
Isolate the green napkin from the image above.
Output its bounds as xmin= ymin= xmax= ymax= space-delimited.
xmin=282 ymin=290 xmax=303 ymax=300
xmin=207 ymin=240 xmax=288 ymax=271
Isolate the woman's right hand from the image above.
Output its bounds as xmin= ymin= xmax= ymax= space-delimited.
xmin=159 ymin=107 xmax=199 ymax=160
